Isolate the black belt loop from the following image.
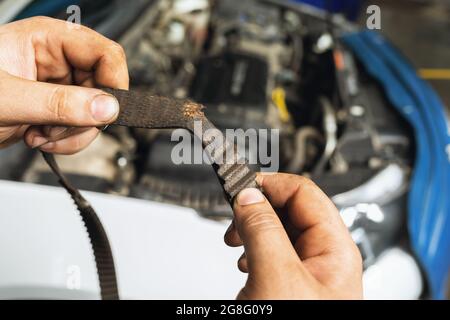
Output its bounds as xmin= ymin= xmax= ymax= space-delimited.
xmin=42 ymin=88 xmax=260 ymax=300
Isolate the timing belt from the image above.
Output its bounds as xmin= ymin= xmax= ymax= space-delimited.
xmin=43 ymin=88 xmax=260 ymax=300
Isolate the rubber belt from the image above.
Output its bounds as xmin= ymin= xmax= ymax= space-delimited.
xmin=42 ymin=88 xmax=260 ymax=300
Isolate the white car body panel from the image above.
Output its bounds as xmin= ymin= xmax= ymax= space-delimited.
xmin=0 ymin=180 xmax=245 ymax=299
xmin=0 ymin=180 xmax=422 ymax=299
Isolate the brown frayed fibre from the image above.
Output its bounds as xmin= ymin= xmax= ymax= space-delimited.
xmin=183 ymin=101 xmax=205 ymax=119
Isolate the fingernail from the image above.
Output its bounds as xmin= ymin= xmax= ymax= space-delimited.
xmin=90 ymin=94 xmax=119 ymax=122
xmin=31 ymin=136 xmax=48 ymax=148
xmin=237 ymin=188 xmax=265 ymax=206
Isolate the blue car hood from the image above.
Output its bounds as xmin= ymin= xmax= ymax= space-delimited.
xmin=342 ymin=31 xmax=450 ymax=299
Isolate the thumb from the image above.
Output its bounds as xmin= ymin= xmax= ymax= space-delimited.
xmin=233 ymin=188 xmax=302 ymax=278
xmin=0 ymin=72 xmax=119 ymax=126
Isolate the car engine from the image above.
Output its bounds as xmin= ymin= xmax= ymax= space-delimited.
xmin=2 ymin=0 xmax=415 ymax=271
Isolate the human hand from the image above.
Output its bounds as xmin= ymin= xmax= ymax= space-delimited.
xmin=0 ymin=16 xmax=129 ymax=153
xmin=225 ymin=173 xmax=363 ymax=299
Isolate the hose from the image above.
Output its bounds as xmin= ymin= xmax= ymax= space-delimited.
xmin=314 ymin=96 xmax=337 ymax=174
xmin=286 ymin=126 xmax=323 ymax=173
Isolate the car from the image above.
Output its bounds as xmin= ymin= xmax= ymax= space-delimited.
xmin=0 ymin=0 xmax=448 ymax=299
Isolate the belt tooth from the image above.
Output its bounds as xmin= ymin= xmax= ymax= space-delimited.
xmin=205 ymin=141 xmax=235 ymax=164
xmin=218 ymin=163 xmax=243 ymax=181
xmin=223 ymin=166 xmax=251 ymax=191
xmin=225 ymin=166 xmax=250 ymax=186
xmin=218 ymin=163 xmax=235 ymax=177
xmin=225 ymin=171 xmax=258 ymax=198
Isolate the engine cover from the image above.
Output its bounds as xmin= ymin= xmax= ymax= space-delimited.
xmin=190 ymin=52 xmax=269 ymax=129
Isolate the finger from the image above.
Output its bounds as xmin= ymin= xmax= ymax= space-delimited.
xmin=0 ymin=72 xmax=119 ymax=126
xmin=32 ymin=17 xmax=129 ymax=89
xmin=26 ymin=127 xmax=99 ymax=155
xmin=256 ymin=173 xmax=356 ymax=260
xmin=237 ymin=252 xmax=248 ymax=273
xmin=48 ymin=72 xmax=72 ymax=85
xmin=233 ymin=188 xmax=303 ymax=277
xmin=0 ymin=125 xmax=28 ymax=148
xmin=224 ymin=220 xmax=243 ymax=247
xmin=74 ymin=70 xmax=96 ymax=88
xmin=256 ymin=173 xmax=346 ymax=234
xmin=41 ymin=125 xmax=71 ymax=138
xmin=24 ymin=125 xmax=93 ymax=148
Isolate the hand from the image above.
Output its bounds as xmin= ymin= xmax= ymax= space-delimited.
xmin=0 ymin=16 xmax=129 ymax=153
xmin=225 ymin=173 xmax=363 ymax=299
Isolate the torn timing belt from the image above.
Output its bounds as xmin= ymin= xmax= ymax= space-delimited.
xmin=42 ymin=88 xmax=260 ymax=300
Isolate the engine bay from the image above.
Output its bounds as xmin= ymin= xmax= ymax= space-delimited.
xmin=3 ymin=0 xmax=416 ymax=269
